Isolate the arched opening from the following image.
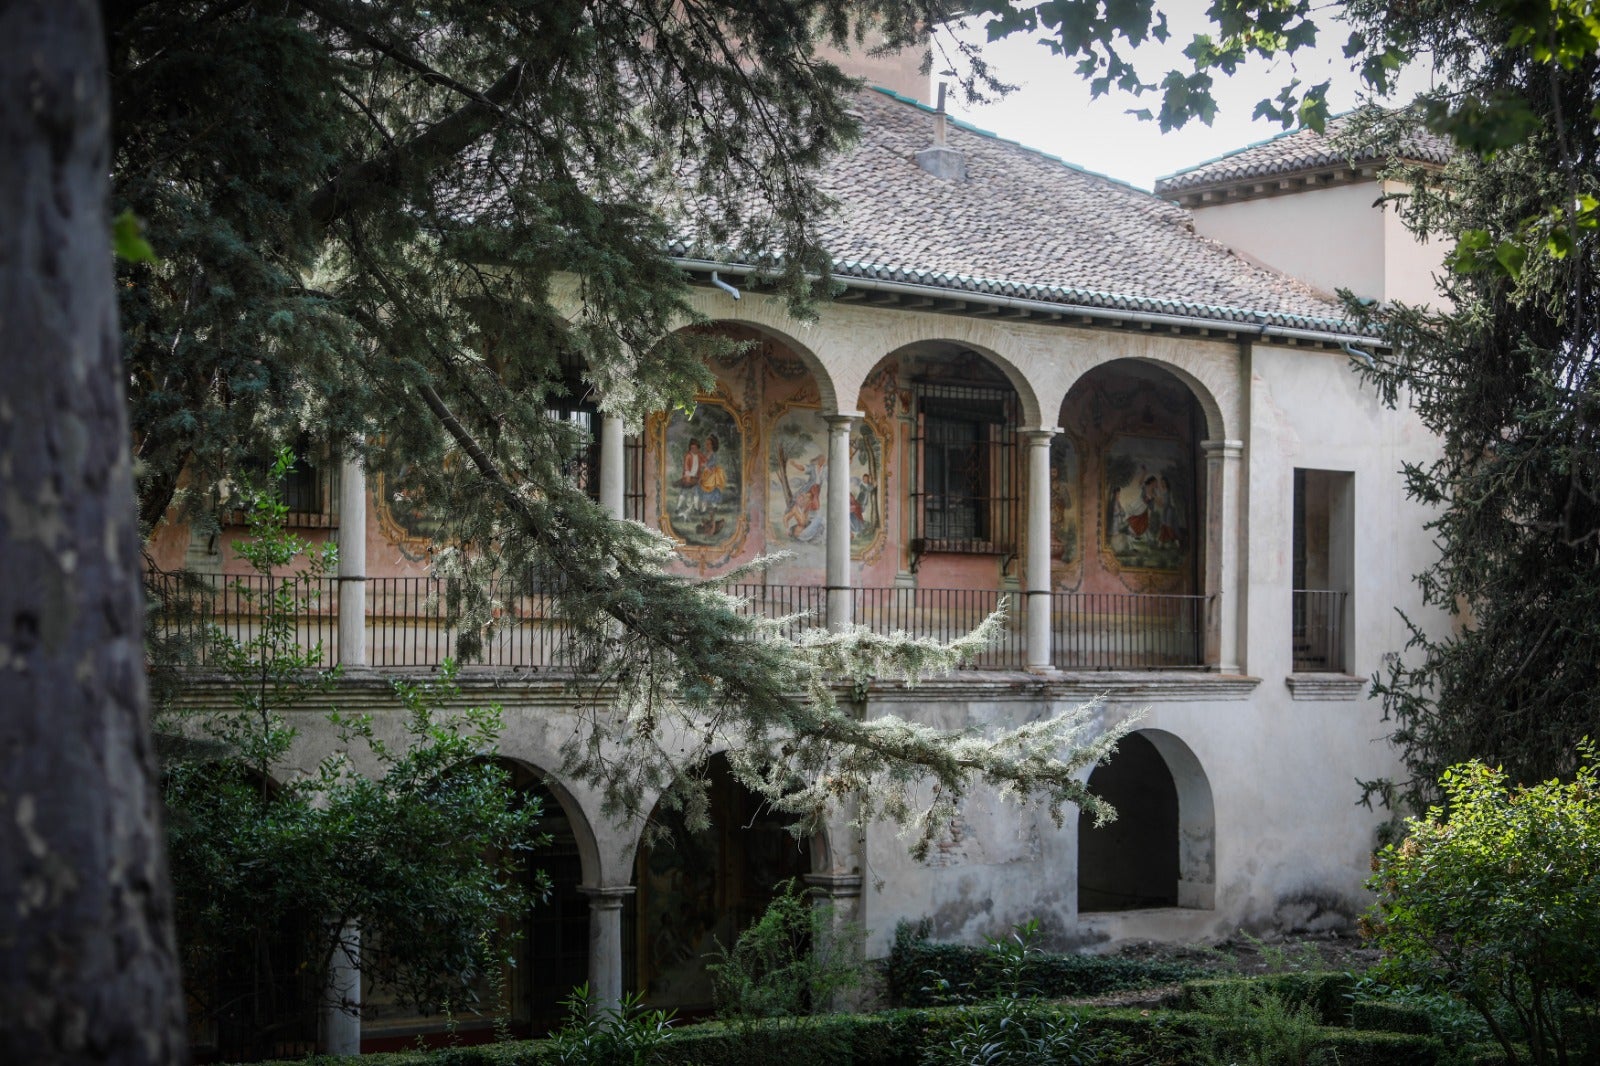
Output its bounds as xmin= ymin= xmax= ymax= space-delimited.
xmin=359 ymin=760 xmax=594 ymax=1047
xmin=1077 ymin=729 xmax=1215 ymax=912
xmin=640 ymin=323 xmax=837 ymax=596
xmin=512 ymin=769 xmax=593 ymax=1031
xmin=632 ymin=754 xmax=817 ymax=1012
xmin=846 ymin=341 xmax=1032 ymax=668
xmin=1053 ymin=360 xmax=1210 ymax=669
xmin=164 ymin=766 xmax=320 ymax=1063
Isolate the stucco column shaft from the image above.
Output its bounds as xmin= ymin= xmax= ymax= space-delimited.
xmin=580 ymin=886 xmax=633 ymax=1013
xmin=825 ymin=415 xmax=857 ymax=632
xmin=1023 ymin=430 xmax=1055 ymax=671
xmin=1202 ymin=440 xmax=1244 ymax=674
xmin=599 ymin=413 xmax=626 ymax=519
xmin=337 ymin=453 xmax=367 ymax=667
xmin=320 ymin=921 xmax=361 ymax=1056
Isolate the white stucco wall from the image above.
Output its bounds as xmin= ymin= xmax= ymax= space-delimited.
xmin=1187 ymin=183 xmax=1387 ymax=302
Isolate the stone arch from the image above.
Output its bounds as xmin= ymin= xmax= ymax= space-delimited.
xmin=704 ymin=315 xmax=844 ymax=409
xmin=1077 ymin=727 xmax=1215 ymax=912
xmin=629 ymin=752 xmax=824 ymax=1010
xmin=859 ymin=337 xmax=1044 ymax=431
xmin=497 ymin=757 xmax=603 ymax=889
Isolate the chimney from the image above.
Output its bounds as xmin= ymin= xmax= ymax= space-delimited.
xmin=915 ymin=82 xmax=966 ymax=181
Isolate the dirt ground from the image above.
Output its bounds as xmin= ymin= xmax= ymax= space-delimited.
xmin=1066 ymin=930 xmax=1382 ymax=1009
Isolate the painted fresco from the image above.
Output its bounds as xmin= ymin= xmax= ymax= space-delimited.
xmin=764 ymin=407 xmax=888 ymax=565
xmin=657 ymin=394 xmax=747 ymax=556
xmin=375 ymin=450 xmax=464 ymax=561
xmin=1049 ymin=434 xmax=1080 ymax=568
xmin=768 ymin=406 xmax=828 ymax=562
xmin=1103 ymin=434 xmax=1190 ymax=573
xmin=850 ymin=418 xmax=886 ymax=559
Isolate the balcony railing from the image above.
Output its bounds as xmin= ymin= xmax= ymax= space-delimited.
xmin=1052 ymin=592 xmax=1209 ymax=670
xmin=1292 ymin=589 xmax=1346 ymax=672
xmin=148 ymin=572 xmax=342 ymax=666
xmin=364 ymin=577 xmax=598 ymax=671
xmin=152 ymin=575 xmax=1207 ymax=676
xmin=854 ymin=586 xmax=1026 ymax=670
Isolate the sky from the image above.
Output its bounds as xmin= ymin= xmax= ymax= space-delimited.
xmin=931 ymin=9 xmax=1437 ymax=191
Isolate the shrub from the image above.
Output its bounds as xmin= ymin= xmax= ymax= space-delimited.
xmin=887 ymin=920 xmax=1204 ymax=1007
xmin=707 ymin=879 xmax=862 ymax=1022
xmin=1364 ymin=753 xmax=1600 ymax=1065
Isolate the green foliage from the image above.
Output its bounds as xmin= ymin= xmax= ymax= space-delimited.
xmin=1180 ymin=975 xmax=1357 ymax=1029
xmin=1190 ymin=980 xmax=1328 ymax=1066
xmin=888 ymin=920 xmax=1203 ymax=1008
xmin=251 ymin=999 xmax=1459 ymax=1066
xmin=1364 ymin=754 xmax=1600 ymax=1065
xmin=1343 ymin=0 xmax=1600 ymax=814
xmin=912 ymin=921 xmax=1122 ymax=1066
xmin=161 ymin=464 xmax=542 ymax=1056
xmin=118 ymin=0 xmax=1129 ymax=859
xmin=708 ymin=879 xmax=863 ymax=1022
xmin=544 ymin=985 xmax=676 ymax=1066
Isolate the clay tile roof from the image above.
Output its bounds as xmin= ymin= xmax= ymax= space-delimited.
xmin=671 ymin=88 xmax=1370 ymax=336
xmin=1153 ymin=111 xmax=1453 ymax=197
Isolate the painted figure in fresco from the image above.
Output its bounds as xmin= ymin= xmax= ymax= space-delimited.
xmin=695 ymin=434 xmax=729 ymax=536
xmin=782 ymin=453 xmax=827 ymax=542
xmin=1155 ymin=475 xmax=1185 ymax=546
xmin=1121 ymin=474 xmax=1158 ymax=541
xmin=850 ymin=471 xmax=875 ymax=535
xmin=676 ymin=437 xmax=703 ymax=518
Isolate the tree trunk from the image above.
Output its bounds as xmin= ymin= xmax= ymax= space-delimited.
xmin=0 ymin=2 xmax=187 ymax=1062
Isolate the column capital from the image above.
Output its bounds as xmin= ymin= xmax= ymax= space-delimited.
xmin=579 ymin=884 xmax=636 ymax=908
xmin=802 ymin=872 xmax=863 ymax=899
xmin=1201 ymin=439 xmax=1245 ymax=460
xmin=823 ymin=412 xmax=862 ymax=429
xmin=1021 ymin=428 xmax=1058 ymax=446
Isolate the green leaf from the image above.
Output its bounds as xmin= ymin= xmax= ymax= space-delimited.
xmin=1493 ymin=240 xmax=1527 ymax=278
xmin=112 ymin=208 xmax=158 ymax=264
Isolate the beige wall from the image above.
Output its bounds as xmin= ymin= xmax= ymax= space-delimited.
xmin=1186 ymin=182 xmax=1387 ymax=302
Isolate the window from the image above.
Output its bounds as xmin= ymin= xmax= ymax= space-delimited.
xmin=912 ymin=382 xmax=1019 ymax=559
xmin=545 ymin=396 xmax=600 ymax=502
xmin=1292 ymin=468 xmax=1354 ymax=672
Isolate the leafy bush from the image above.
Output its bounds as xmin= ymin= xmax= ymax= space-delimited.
xmin=1364 ymin=753 xmax=1600 ymax=1065
xmin=544 ymin=985 xmax=675 ymax=1066
xmin=916 ymin=921 xmax=1123 ymax=1066
xmin=161 ymin=455 xmax=542 ymax=1058
xmin=708 ymin=879 xmax=862 ymax=1021
xmin=888 ymin=920 xmax=1205 ymax=1007
xmin=1180 ymin=974 xmax=1356 ymax=1027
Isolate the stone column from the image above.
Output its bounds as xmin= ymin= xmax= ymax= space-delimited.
xmin=1202 ymin=440 xmax=1244 ymax=674
xmin=337 ymin=452 xmax=367 ymax=667
xmin=599 ymin=412 xmax=626 ymax=520
xmin=320 ymin=922 xmax=361 ymax=1056
xmin=825 ymin=414 xmax=857 ymax=632
xmin=580 ymin=886 xmax=633 ymax=1013
xmin=801 ymin=871 xmax=865 ymax=1010
xmin=1023 ymin=430 xmax=1055 ymax=672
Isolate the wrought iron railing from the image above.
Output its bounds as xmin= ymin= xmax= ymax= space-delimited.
xmin=1292 ymin=589 xmax=1346 ymax=672
xmin=364 ymin=577 xmax=598 ymax=671
xmin=147 ymin=571 xmax=342 ymax=667
xmin=1052 ymin=592 xmax=1209 ymax=670
xmin=722 ymin=583 xmax=828 ymax=642
xmin=853 ymin=586 xmax=1026 ymax=670
xmin=147 ymin=574 xmax=1221 ymax=676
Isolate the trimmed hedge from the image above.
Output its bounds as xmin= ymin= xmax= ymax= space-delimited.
xmin=1178 ymin=972 xmax=1357 ymax=1026
xmin=256 ymin=1000 xmax=1448 ymax=1066
xmin=885 ymin=922 xmax=1205 ymax=1007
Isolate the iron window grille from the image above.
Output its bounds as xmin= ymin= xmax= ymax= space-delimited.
xmin=911 ymin=381 xmax=1020 ymax=567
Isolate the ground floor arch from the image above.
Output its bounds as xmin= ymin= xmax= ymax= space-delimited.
xmin=1078 ymin=728 xmax=1215 ymax=912
xmin=631 ymin=754 xmax=821 ymax=1012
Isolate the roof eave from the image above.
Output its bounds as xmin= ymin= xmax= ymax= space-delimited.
xmin=669 ymin=257 xmax=1384 ymax=349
